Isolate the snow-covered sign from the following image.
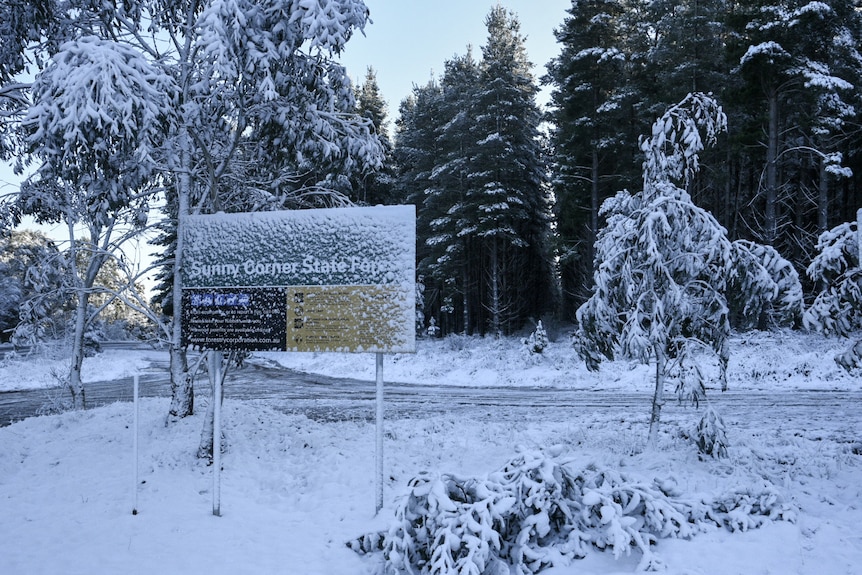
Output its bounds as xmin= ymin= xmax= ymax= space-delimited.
xmin=181 ymin=206 xmax=416 ymax=353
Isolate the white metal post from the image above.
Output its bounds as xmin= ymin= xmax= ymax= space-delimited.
xmin=857 ymin=208 xmax=861 ymax=265
xmin=375 ymin=352 xmax=384 ymax=514
xmin=132 ymin=374 xmax=139 ymax=516
xmin=211 ymin=351 xmax=223 ymax=517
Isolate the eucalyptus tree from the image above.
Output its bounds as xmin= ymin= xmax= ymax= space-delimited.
xmin=15 ymin=36 xmax=171 ymax=407
xmin=0 ymin=229 xmax=65 ymax=342
xmin=135 ymin=0 xmax=382 ymax=420
xmin=1 ymin=0 xmax=384 ymax=418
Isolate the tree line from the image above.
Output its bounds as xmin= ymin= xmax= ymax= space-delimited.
xmin=367 ymin=0 xmax=862 ymax=332
xmin=1 ymin=0 xmax=861 ymax=420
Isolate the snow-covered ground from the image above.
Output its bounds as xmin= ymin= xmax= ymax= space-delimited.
xmin=0 ymin=330 xmax=860 ymax=574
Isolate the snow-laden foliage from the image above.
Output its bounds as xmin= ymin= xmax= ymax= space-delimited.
xmin=639 ymin=92 xmax=726 ymax=193
xmin=728 ymin=240 xmax=803 ymax=330
xmin=805 ymin=219 xmax=862 ymax=336
xmin=692 ymin=406 xmax=729 ymax=459
xmin=193 ymin=0 xmax=381 ymax=182
xmin=523 ymin=321 xmax=548 ymax=354
xmin=576 ymin=93 xmax=733 ymax=446
xmin=576 ymin=183 xmax=733 ymax=370
xmin=350 ymin=449 xmax=793 ymax=574
xmin=804 ymin=217 xmax=862 ymax=371
xmin=19 ymin=35 xmax=172 ymax=226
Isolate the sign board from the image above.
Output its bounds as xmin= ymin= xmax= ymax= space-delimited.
xmin=180 ymin=206 xmax=416 ymax=353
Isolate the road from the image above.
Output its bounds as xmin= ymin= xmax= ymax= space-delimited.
xmin=2 ymin=354 xmax=861 ymax=435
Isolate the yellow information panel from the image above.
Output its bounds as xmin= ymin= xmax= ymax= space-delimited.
xmin=286 ymin=285 xmax=409 ymax=352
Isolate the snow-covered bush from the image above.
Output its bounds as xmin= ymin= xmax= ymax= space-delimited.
xmin=728 ymin=239 xmax=803 ymax=330
xmin=692 ymin=406 xmax=729 ymax=459
xmin=350 ymin=449 xmax=794 ymax=574
xmin=523 ymin=321 xmax=548 ymax=354
xmin=804 ymin=217 xmax=862 ymax=371
xmin=426 ymin=317 xmax=440 ymax=338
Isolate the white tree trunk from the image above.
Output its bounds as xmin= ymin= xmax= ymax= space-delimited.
xmin=647 ymin=348 xmax=666 ymax=450
xmin=68 ymin=290 xmax=88 ymax=409
xmin=168 ymin=126 xmax=194 ymax=420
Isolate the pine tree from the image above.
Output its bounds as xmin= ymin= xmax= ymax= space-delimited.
xmin=544 ymin=0 xmax=638 ymax=316
xmin=424 ymin=50 xmax=481 ymax=335
xmin=353 ymin=66 xmax=395 ymax=205
xmin=576 ymin=94 xmax=732 ymax=448
xmin=735 ymin=0 xmax=860 ymax=258
xmin=468 ymin=5 xmax=552 ymax=336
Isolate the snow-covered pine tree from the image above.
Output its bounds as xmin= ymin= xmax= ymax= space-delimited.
xmin=576 ymin=93 xmax=732 ymax=449
xmin=804 ymin=211 xmax=862 ymax=370
xmin=736 ymin=0 xmax=860 ymax=252
xmin=352 ymin=66 xmax=395 ymax=205
xmin=424 ymin=50 xmax=480 ymax=336
xmin=728 ymin=239 xmax=803 ymax=331
xmin=524 ymin=320 xmax=549 ymax=354
xmin=468 ymin=5 xmax=552 ymax=336
xmin=543 ymin=0 xmax=635 ymax=315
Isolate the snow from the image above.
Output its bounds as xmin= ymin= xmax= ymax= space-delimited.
xmin=0 ymin=329 xmax=861 ymax=574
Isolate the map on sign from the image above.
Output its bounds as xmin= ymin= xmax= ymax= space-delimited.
xmin=180 ymin=206 xmax=416 ymax=353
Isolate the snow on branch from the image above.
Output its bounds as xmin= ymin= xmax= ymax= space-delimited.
xmin=350 ymin=449 xmax=794 ymax=574
xmin=639 ymin=92 xmax=727 ymax=193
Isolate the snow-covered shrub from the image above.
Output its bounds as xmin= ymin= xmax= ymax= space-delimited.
xmin=692 ymin=406 xmax=729 ymax=459
xmin=728 ymin=240 xmax=803 ymax=330
xmin=350 ymin=449 xmax=794 ymax=574
xmin=523 ymin=321 xmax=548 ymax=354
xmin=804 ymin=218 xmax=862 ymax=371
xmin=426 ymin=317 xmax=440 ymax=338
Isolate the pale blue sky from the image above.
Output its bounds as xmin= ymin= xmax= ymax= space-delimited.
xmin=338 ymin=0 xmax=572 ymax=114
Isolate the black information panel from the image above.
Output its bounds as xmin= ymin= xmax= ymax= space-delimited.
xmin=181 ymin=287 xmax=286 ymax=351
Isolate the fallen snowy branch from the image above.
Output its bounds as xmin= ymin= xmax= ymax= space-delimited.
xmin=350 ymin=448 xmax=795 ymax=574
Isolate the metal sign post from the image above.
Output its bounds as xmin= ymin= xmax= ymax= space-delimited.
xmin=132 ymin=374 xmax=139 ymax=516
xmin=211 ymin=351 xmax=223 ymax=517
xmin=375 ymin=353 xmax=384 ymax=514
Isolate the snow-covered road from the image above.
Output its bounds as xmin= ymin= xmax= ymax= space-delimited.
xmin=4 ymin=355 xmax=860 ymax=451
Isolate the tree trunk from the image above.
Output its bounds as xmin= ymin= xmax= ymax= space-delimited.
xmin=168 ymin=126 xmax=194 ymax=420
xmin=589 ymin=146 xmax=600 ymax=271
xmin=490 ymin=237 xmax=501 ymax=338
xmin=67 ymin=290 xmax=88 ymax=409
xmin=765 ymin=89 xmax=779 ymax=245
xmin=857 ymin=207 xmax=862 ymax=268
xmin=168 ymin=345 xmax=192 ymax=419
xmin=818 ymin=158 xmax=829 ymax=235
xmin=197 ymin=351 xmax=225 ymax=459
xmin=462 ymin=241 xmax=470 ymax=335
xmin=647 ymin=348 xmax=666 ymax=450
